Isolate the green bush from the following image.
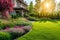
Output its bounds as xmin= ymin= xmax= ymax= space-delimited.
xmin=2 ymin=26 xmax=32 ymax=39
xmin=27 ymin=16 xmax=39 ymax=21
xmin=0 ymin=19 xmax=32 ymax=30
xmin=12 ymin=19 xmax=31 ymax=26
xmin=0 ymin=20 xmax=8 ymax=29
xmin=6 ymin=22 xmax=15 ymax=28
xmin=39 ymin=18 xmax=51 ymax=21
xmin=0 ymin=22 xmax=15 ymax=29
xmin=3 ymin=28 xmax=25 ymax=39
xmin=11 ymin=15 xmax=17 ymax=19
xmin=0 ymin=32 xmax=11 ymax=40
xmin=0 ymin=23 xmax=7 ymax=30
xmin=15 ymin=20 xmax=32 ymax=26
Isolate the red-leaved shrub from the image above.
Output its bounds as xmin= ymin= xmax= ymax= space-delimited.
xmin=0 ymin=0 xmax=14 ymax=19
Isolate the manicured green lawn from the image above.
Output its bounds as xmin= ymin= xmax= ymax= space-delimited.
xmin=17 ymin=21 xmax=60 ymax=40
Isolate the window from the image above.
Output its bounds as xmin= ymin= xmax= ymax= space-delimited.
xmin=12 ymin=0 xmax=17 ymax=7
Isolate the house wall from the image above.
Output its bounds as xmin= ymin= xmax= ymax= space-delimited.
xmin=12 ymin=0 xmax=18 ymax=7
xmin=11 ymin=0 xmax=28 ymax=17
xmin=12 ymin=0 xmax=27 ymax=9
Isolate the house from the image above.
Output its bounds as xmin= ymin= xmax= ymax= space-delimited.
xmin=11 ymin=0 xmax=29 ymax=17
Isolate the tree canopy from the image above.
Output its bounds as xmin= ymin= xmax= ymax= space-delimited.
xmin=0 ymin=0 xmax=14 ymax=12
xmin=29 ymin=1 xmax=34 ymax=13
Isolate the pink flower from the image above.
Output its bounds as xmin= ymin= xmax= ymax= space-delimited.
xmin=5 ymin=27 xmax=9 ymax=30
xmin=14 ymin=26 xmax=24 ymax=28
xmin=14 ymin=26 xmax=20 ymax=28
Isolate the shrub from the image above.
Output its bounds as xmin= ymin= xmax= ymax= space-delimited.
xmin=3 ymin=28 xmax=25 ymax=39
xmin=0 ymin=21 xmax=15 ymax=29
xmin=0 ymin=32 xmax=11 ymax=40
xmin=13 ymin=19 xmax=31 ymax=26
xmin=0 ymin=18 xmax=32 ymax=30
xmin=22 ymin=26 xmax=32 ymax=32
xmin=11 ymin=15 xmax=17 ymax=19
xmin=27 ymin=16 xmax=39 ymax=21
xmin=6 ymin=22 xmax=15 ymax=28
xmin=15 ymin=21 xmax=32 ymax=26
xmin=0 ymin=22 xmax=7 ymax=30
xmin=2 ymin=26 xmax=32 ymax=39
xmin=39 ymin=18 xmax=51 ymax=21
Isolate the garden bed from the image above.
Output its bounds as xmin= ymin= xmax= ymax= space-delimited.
xmin=1 ymin=26 xmax=32 ymax=40
xmin=0 ymin=18 xmax=32 ymax=40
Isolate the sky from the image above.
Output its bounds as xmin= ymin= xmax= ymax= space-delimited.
xmin=24 ymin=0 xmax=60 ymax=5
xmin=56 ymin=0 xmax=60 ymax=2
xmin=24 ymin=0 xmax=35 ymax=5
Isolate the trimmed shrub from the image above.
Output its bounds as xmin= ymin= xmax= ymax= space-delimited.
xmin=6 ymin=22 xmax=15 ymax=28
xmin=22 ymin=26 xmax=32 ymax=32
xmin=39 ymin=18 xmax=51 ymax=21
xmin=2 ymin=28 xmax=25 ymax=39
xmin=15 ymin=21 xmax=32 ymax=26
xmin=0 ymin=18 xmax=32 ymax=30
xmin=0 ymin=21 xmax=15 ymax=29
xmin=2 ymin=26 xmax=32 ymax=39
xmin=0 ymin=32 xmax=11 ymax=40
xmin=0 ymin=22 xmax=7 ymax=30
xmin=27 ymin=16 xmax=39 ymax=21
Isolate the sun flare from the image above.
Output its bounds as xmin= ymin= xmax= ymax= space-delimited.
xmin=45 ymin=3 xmax=51 ymax=8
xmin=40 ymin=0 xmax=56 ymax=13
xmin=41 ymin=0 xmax=44 ymax=2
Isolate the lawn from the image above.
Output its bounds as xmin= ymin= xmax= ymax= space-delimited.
xmin=17 ymin=21 xmax=60 ymax=40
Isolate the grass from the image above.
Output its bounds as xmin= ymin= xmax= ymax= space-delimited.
xmin=17 ymin=20 xmax=60 ymax=40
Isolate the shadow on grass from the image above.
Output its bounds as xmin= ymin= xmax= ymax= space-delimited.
xmin=39 ymin=18 xmax=58 ymax=23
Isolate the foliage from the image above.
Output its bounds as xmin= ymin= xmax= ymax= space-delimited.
xmin=0 ymin=20 xmax=15 ymax=29
xmin=57 ymin=2 xmax=60 ymax=11
xmin=2 ymin=26 xmax=31 ymax=39
xmin=22 ymin=26 xmax=32 ymax=32
xmin=0 ymin=32 xmax=11 ymax=40
xmin=3 ymin=28 xmax=25 ymax=39
xmin=30 ymin=0 xmax=56 ymax=18
xmin=29 ymin=1 xmax=34 ymax=13
xmin=39 ymin=18 xmax=54 ymax=22
xmin=0 ymin=0 xmax=14 ymax=19
xmin=34 ymin=0 xmax=41 ymax=13
xmin=27 ymin=16 xmax=39 ymax=21
xmin=0 ymin=18 xmax=32 ymax=40
xmin=15 ymin=20 xmax=32 ymax=26
xmin=0 ymin=0 xmax=13 ymax=12
xmin=0 ymin=18 xmax=32 ymax=30
xmin=11 ymin=15 xmax=17 ymax=19
xmin=29 ymin=11 xmax=60 ymax=19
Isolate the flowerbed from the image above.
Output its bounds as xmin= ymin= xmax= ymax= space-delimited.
xmin=0 ymin=19 xmax=31 ymax=30
xmin=1 ymin=26 xmax=31 ymax=39
xmin=0 ymin=19 xmax=32 ymax=40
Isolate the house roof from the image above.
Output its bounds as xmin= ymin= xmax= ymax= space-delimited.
xmin=14 ymin=7 xmax=29 ymax=12
xmin=18 ymin=0 xmax=27 ymax=6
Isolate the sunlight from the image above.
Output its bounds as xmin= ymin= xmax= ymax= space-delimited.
xmin=41 ymin=0 xmax=44 ymax=2
xmin=45 ymin=3 xmax=51 ymax=8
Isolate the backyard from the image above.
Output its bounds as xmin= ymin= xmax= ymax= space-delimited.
xmin=0 ymin=0 xmax=60 ymax=40
xmin=17 ymin=20 xmax=60 ymax=40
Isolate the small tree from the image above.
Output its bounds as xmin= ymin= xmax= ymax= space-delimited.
xmin=0 ymin=0 xmax=14 ymax=19
xmin=57 ymin=2 xmax=60 ymax=11
xmin=34 ymin=0 xmax=40 ymax=13
xmin=29 ymin=1 xmax=34 ymax=16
